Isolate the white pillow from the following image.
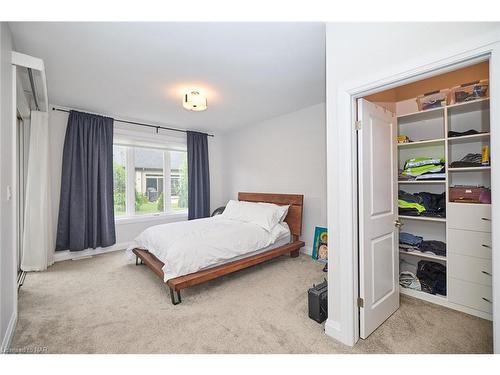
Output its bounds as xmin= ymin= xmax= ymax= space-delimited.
xmin=221 ymin=200 xmax=288 ymax=232
xmin=258 ymin=202 xmax=289 ymax=223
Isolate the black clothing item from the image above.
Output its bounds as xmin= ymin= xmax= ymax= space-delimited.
xmin=417 ymin=260 xmax=447 ymax=296
xmin=418 ymin=192 xmax=446 ymax=217
xmin=450 ymin=161 xmax=483 ymax=168
xmin=399 ymin=208 xmax=421 ymax=216
xmin=448 ymin=129 xmax=481 ymax=138
xmin=398 ymin=190 xmax=446 ymax=218
xmin=420 ymin=240 xmax=446 ymax=256
xmin=450 ymin=153 xmax=483 ymax=168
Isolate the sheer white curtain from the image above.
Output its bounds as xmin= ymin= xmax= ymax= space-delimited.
xmin=21 ymin=110 xmax=54 ymax=271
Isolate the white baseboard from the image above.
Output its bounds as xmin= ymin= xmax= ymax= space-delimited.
xmin=1 ymin=311 xmax=17 ymax=353
xmin=53 ymin=242 xmax=131 ymax=262
xmin=300 ymin=246 xmax=313 ymax=256
xmin=325 ymin=318 xmax=355 ymax=347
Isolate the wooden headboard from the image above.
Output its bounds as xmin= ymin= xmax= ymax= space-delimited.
xmin=238 ymin=192 xmax=304 ymax=240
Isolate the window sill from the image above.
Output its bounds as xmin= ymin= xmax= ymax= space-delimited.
xmin=115 ymin=211 xmax=188 ymax=225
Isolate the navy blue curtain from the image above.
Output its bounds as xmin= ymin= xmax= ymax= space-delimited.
xmin=187 ymin=131 xmax=210 ymax=220
xmin=56 ymin=110 xmax=116 ymax=251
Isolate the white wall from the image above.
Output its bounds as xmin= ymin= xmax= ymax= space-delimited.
xmin=48 ymin=108 xmax=226 ymax=260
xmin=221 ymin=103 xmax=327 ymax=251
xmin=0 ymin=22 xmax=16 ymax=352
xmin=209 ymin=134 xmax=225 ymax=212
xmin=326 ymin=23 xmax=500 ymax=346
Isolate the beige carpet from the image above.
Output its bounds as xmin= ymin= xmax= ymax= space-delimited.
xmin=10 ymin=251 xmax=492 ymax=354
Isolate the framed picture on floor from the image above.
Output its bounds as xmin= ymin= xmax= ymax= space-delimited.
xmin=312 ymin=226 xmax=328 ymax=263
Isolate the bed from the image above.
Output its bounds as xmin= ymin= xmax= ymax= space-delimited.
xmin=129 ymin=192 xmax=305 ymax=304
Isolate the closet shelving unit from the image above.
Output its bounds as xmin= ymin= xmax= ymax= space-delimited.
xmin=396 ymin=96 xmax=492 ymax=318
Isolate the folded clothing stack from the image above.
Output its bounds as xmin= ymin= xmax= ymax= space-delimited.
xmin=399 ymin=232 xmax=446 ymax=256
xmin=450 ymin=153 xmax=482 ymax=168
xmin=448 ymin=129 xmax=484 ymax=138
xmin=398 ymin=190 xmax=446 ymax=217
xmin=399 ymin=232 xmax=422 ymax=251
xmin=399 ymin=259 xmax=446 ymax=296
xmin=400 ymin=157 xmax=445 ymax=181
xmin=417 ymin=260 xmax=446 ymax=296
xmin=399 ymin=259 xmax=422 ymax=291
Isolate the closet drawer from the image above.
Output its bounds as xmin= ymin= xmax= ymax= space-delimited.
xmin=449 ymin=277 xmax=492 ymax=313
xmin=447 ymin=203 xmax=491 ymax=232
xmin=448 ymin=229 xmax=492 ymax=259
xmin=448 ymin=253 xmax=492 ymax=286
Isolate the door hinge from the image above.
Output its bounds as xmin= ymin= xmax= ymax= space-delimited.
xmin=355 ymin=121 xmax=362 ymax=131
xmin=357 ymin=297 xmax=364 ymax=308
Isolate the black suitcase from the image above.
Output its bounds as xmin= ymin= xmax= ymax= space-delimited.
xmin=308 ymin=279 xmax=328 ymax=323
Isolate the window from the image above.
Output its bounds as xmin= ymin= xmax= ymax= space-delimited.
xmin=112 ymin=146 xmax=127 ymax=217
xmin=112 ymin=145 xmax=188 ymax=218
xmin=170 ymin=151 xmax=188 ymax=211
xmin=134 ymin=147 xmax=164 ymax=215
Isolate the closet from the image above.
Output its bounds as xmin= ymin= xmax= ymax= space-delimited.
xmin=358 ymin=61 xmax=492 ymax=338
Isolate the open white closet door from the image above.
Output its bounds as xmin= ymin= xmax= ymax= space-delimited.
xmin=357 ymin=99 xmax=399 ymax=339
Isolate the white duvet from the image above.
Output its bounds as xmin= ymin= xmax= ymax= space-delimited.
xmin=126 ymin=216 xmax=290 ymax=281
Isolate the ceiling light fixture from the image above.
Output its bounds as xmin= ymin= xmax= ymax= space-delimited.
xmin=183 ymin=91 xmax=207 ymax=112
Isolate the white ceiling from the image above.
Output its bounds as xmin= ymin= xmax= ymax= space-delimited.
xmin=9 ymin=22 xmax=325 ymax=133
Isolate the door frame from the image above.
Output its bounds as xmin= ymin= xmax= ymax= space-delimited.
xmin=326 ymin=35 xmax=500 ymax=350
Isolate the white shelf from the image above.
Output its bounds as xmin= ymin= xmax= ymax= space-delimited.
xmin=400 ymin=287 xmax=447 ymax=303
xmin=448 ymin=202 xmax=491 ymax=207
xmin=399 ymin=215 xmax=446 ymax=223
xmin=397 ymin=138 xmax=445 ymax=148
xmin=447 ymin=97 xmax=489 ymax=111
xmin=399 ymin=250 xmax=446 ymax=262
xmin=398 ymin=180 xmax=445 ymax=184
xmin=397 ymin=97 xmax=489 ymax=119
xmin=397 ymin=106 xmax=444 ymax=119
xmin=447 ymin=132 xmax=490 ymax=142
xmin=448 ymin=166 xmax=491 ymax=172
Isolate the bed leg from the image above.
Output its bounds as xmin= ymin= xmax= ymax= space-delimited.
xmin=290 ymin=249 xmax=300 ymax=258
xmin=169 ymin=288 xmax=182 ymax=305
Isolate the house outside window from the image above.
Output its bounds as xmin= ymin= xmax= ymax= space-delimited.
xmin=112 ymin=144 xmax=188 ymax=218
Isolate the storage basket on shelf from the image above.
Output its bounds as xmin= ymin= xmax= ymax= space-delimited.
xmin=449 ymin=79 xmax=489 ymax=104
xmin=416 ymin=89 xmax=449 ymax=111
xmin=449 ymin=186 xmax=491 ymax=204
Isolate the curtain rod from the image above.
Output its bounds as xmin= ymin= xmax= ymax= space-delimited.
xmin=51 ymin=107 xmax=214 ymax=137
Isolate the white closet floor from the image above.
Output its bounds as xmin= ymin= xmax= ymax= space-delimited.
xmin=10 ymin=251 xmax=492 ymax=354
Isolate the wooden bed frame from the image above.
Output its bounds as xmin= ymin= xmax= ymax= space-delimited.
xmin=132 ymin=192 xmax=305 ymax=304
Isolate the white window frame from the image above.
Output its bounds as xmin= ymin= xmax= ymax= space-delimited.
xmin=113 ymin=127 xmax=188 ymax=223
xmin=163 ymin=151 xmax=172 ymax=213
